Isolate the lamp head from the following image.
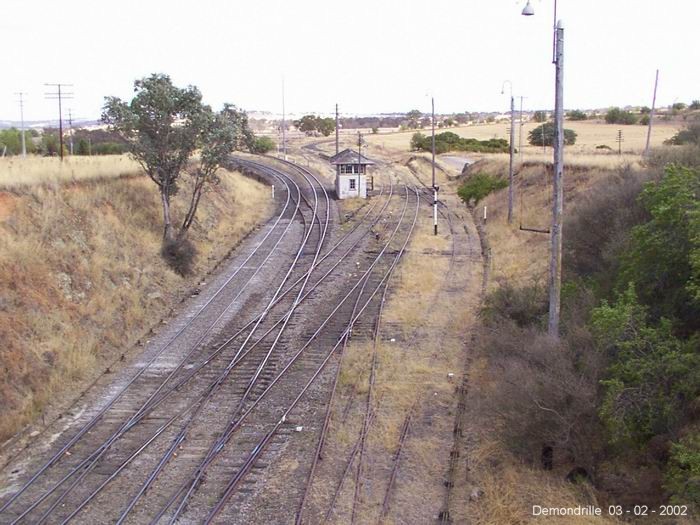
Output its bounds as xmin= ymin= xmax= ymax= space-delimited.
xmin=522 ymin=0 xmax=535 ymax=16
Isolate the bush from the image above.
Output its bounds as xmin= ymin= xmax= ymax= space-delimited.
xmin=0 ymin=128 xmax=36 ymax=155
xmin=481 ymin=281 xmax=547 ymax=328
xmin=665 ymin=433 xmax=700 ymax=510
xmin=161 ymin=237 xmax=197 ymax=276
xmin=457 ymin=172 xmax=508 ymax=206
xmin=410 ymin=132 xmax=425 ymax=151
xmin=640 ymin=115 xmax=650 ymax=126
xmin=533 ymin=110 xmax=548 ymax=123
xmin=665 ymin=122 xmax=700 ymax=146
xmin=593 ymin=286 xmax=700 ymax=446
xmin=528 ymin=123 xmax=577 ymax=147
xmin=564 ymin=169 xmax=651 ymax=288
xmin=412 ymin=131 xmax=509 ymax=154
xmin=476 ymin=284 xmax=602 ymax=467
xmin=566 ymin=109 xmax=587 ymax=121
xmin=617 ymin=165 xmax=700 ymax=331
xmin=92 ymin=142 xmax=127 ymax=155
xmin=606 ymin=107 xmax=639 ymax=125
xmin=690 ymin=100 xmax=700 ymax=111
xmin=251 ymin=136 xmax=275 ymax=154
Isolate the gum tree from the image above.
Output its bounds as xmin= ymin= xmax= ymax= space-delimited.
xmin=102 ymin=74 xmax=252 ymax=273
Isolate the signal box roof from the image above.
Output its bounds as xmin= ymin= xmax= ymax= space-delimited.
xmin=329 ymin=148 xmax=376 ymax=166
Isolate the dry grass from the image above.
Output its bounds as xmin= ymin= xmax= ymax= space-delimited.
xmin=0 ymin=170 xmax=272 ymax=442
xmin=363 ymin=120 xmax=680 ymax=155
xmin=456 ymin=440 xmax=620 ymax=525
xmin=473 ymin=155 xmax=634 ymax=287
xmin=0 ymin=155 xmax=143 ymax=189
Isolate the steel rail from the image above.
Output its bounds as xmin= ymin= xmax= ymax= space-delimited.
xmin=203 ymin=187 xmax=420 ymax=524
xmin=22 ymin=165 xmax=391 ymax=525
xmin=31 ymin=165 xmax=322 ymax=525
xmin=0 ymin=168 xmax=299 ymax=520
xmin=55 ymin=160 xmax=330 ymax=525
xmin=151 ymin=185 xmax=411 ymax=524
xmin=6 ymin=169 xmax=305 ymax=524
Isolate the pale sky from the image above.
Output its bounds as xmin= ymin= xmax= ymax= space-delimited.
xmin=1 ymin=0 xmax=698 ymax=121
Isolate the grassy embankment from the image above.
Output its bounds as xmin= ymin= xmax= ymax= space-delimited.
xmin=454 ymin=139 xmax=699 ymax=524
xmin=0 ymin=155 xmax=272 ymax=443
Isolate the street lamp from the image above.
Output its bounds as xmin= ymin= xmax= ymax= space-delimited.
xmin=522 ymin=0 xmax=565 ymax=338
xmin=501 ymin=80 xmax=515 ymax=224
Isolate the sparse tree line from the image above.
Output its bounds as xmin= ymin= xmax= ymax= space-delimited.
xmin=410 ymin=131 xmax=509 ymax=154
xmin=465 ymin=118 xmax=700 ymax=511
xmin=0 ymin=127 xmax=128 ymax=156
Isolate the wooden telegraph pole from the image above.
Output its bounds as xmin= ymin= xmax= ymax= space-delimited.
xmin=548 ymin=21 xmax=564 ymax=337
xmin=44 ymin=83 xmax=74 ymax=161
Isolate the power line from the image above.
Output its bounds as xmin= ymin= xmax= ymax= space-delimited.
xmin=44 ymin=83 xmax=74 ymax=161
xmin=68 ymin=108 xmax=74 ymax=155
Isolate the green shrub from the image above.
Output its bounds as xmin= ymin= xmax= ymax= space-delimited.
xmin=593 ymin=286 xmax=700 ymax=446
xmin=665 ymin=122 xmax=700 ymax=146
xmin=457 ymin=172 xmax=508 ymax=206
xmin=566 ymin=109 xmax=587 ymax=121
xmin=412 ymin=131 xmax=509 ymax=154
xmin=528 ymin=123 xmax=577 ymax=147
xmin=606 ymin=107 xmax=639 ymax=125
xmin=410 ymin=132 xmax=426 ymax=151
xmin=533 ymin=110 xmax=548 ymax=123
xmin=617 ymin=165 xmax=700 ymax=331
xmin=251 ymin=136 xmax=275 ymax=154
xmin=665 ymin=433 xmax=700 ymax=510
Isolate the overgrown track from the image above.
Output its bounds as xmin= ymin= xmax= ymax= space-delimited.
xmin=0 ymin=157 xmax=422 ymax=524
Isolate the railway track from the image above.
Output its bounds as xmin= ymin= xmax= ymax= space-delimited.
xmin=0 ymin=156 xmax=425 ymax=524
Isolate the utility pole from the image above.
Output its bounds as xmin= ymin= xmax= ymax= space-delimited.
xmin=335 ymin=103 xmax=339 ymax=155
xmin=281 ymin=77 xmax=287 ymax=161
xmin=548 ymin=21 xmax=564 ymax=337
xmin=617 ymin=129 xmax=624 ymax=155
xmin=357 ymin=131 xmax=362 ymax=197
xmin=68 ymin=109 xmax=74 ymax=156
xmin=44 ymin=83 xmax=73 ymax=161
xmin=508 ymin=95 xmax=515 ymax=223
xmin=431 ymin=96 xmax=438 ymax=236
xmin=518 ymin=96 xmax=526 ymax=164
xmin=644 ymin=69 xmax=659 ymax=157
xmin=14 ymin=92 xmax=27 ymax=158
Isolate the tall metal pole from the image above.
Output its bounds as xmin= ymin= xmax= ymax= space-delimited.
xmin=508 ymin=95 xmax=515 ymax=223
xmin=357 ymin=131 xmax=362 ymax=197
xmin=432 ymin=96 xmax=438 ymax=236
xmin=335 ymin=103 xmax=339 ymax=155
xmin=518 ymin=95 xmax=525 ymax=164
xmin=15 ymin=92 xmax=27 ymax=157
xmin=282 ymin=77 xmax=287 ymax=161
xmin=644 ymin=69 xmax=659 ymax=157
xmin=548 ymin=21 xmax=564 ymax=337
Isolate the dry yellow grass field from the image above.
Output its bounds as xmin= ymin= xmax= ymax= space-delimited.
xmin=0 ymin=168 xmax=272 ymax=442
xmin=364 ymin=120 xmax=680 ymax=154
xmin=0 ymin=155 xmax=143 ymax=189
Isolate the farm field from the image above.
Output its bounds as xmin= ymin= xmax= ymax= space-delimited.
xmin=364 ymin=119 xmax=680 ymax=154
xmin=0 ymin=155 xmax=143 ymax=189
